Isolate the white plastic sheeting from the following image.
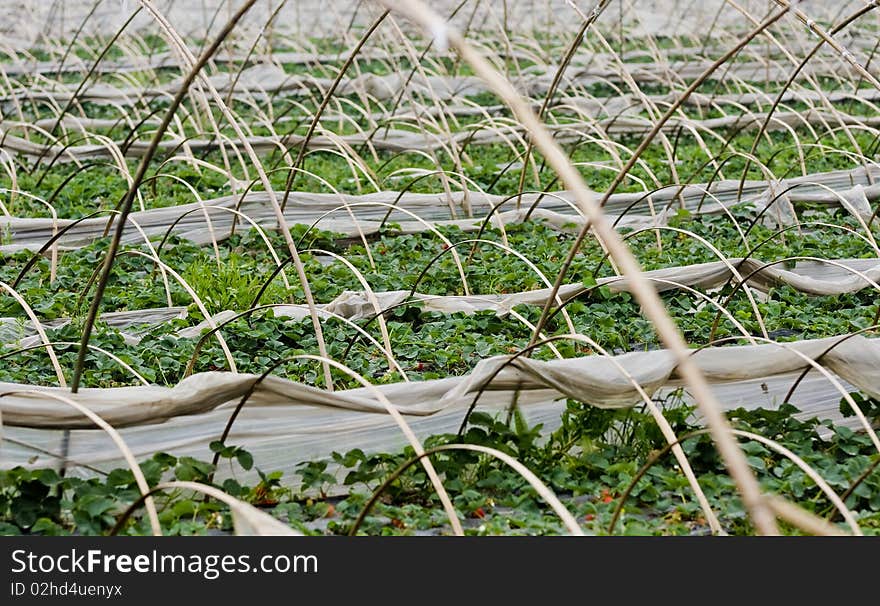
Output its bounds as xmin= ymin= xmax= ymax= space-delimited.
xmin=1 ymin=335 xmax=876 ymax=480
xmin=3 ymin=166 xmax=879 ymax=253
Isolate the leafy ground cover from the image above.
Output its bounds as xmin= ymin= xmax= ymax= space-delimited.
xmin=2 ymin=209 xmax=878 ymax=535
xmin=3 ymin=399 xmax=879 ymax=535
xmin=1 ymin=212 xmax=878 ymax=389
xmin=3 ymin=1 xmax=880 ymax=537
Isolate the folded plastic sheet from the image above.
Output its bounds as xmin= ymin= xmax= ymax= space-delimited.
xmin=1 ymin=335 xmax=873 ymax=480
xmin=4 ymin=257 xmax=879 ymax=353
xmin=7 ymin=333 xmax=877 ymax=430
xmin=5 ymin=106 xmax=878 ymax=163
xmin=1 ymin=54 xmax=860 ymax=106
xmin=3 ymin=166 xmax=878 ymax=254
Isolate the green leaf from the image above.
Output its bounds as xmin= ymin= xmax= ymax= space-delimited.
xmin=236 ymin=450 xmax=254 ymax=471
